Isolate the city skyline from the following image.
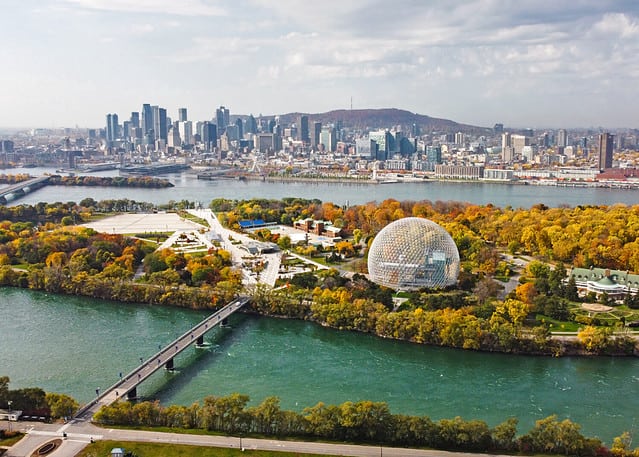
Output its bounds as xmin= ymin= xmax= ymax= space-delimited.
xmin=2 ymin=0 xmax=638 ymax=129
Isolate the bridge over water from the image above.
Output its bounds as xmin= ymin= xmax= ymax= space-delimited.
xmin=0 ymin=176 xmax=50 ymax=204
xmin=74 ymin=296 xmax=250 ymax=420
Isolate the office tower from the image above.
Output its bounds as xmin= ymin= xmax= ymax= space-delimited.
xmin=425 ymin=145 xmax=442 ymax=164
xmin=501 ymin=132 xmax=513 ymax=163
xmin=178 ymin=108 xmax=188 ymax=122
xmin=141 ymin=104 xmax=153 ymax=136
xmin=557 ymin=129 xmax=567 ymax=147
xmin=152 ymin=106 xmax=167 ymax=141
xmin=511 ymin=134 xmax=529 ymax=157
xmin=234 ymin=118 xmax=243 ymax=139
xmin=216 ymin=106 xmax=230 ymax=132
xmin=454 ymin=132 xmax=465 ymax=146
xmin=122 ymin=121 xmax=131 ymax=140
xmin=493 ymin=123 xmax=504 ymax=134
xmin=130 ymin=112 xmax=140 ymax=129
xmin=320 ymin=126 xmax=337 ymax=152
xmin=245 ymin=114 xmax=257 ymax=134
xmin=298 ymin=115 xmax=309 ymax=143
xmin=598 ymin=132 xmax=614 ymax=170
xmin=201 ymin=122 xmax=217 ymax=152
xmin=179 ymin=121 xmax=193 ymax=146
xmin=106 ymin=113 xmax=119 ymax=144
xmin=311 ymin=121 xmax=322 ymax=147
xmin=225 ymin=124 xmax=239 ymax=141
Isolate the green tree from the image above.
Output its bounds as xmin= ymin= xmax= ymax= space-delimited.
xmin=45 ymin=392 xmax=79 ymax=418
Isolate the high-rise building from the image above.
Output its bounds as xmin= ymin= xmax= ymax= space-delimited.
xmin=501 ymin=132 xmax=513 ymax=163
xmin=245 ymin=115 xmax=257 ymax=134
xmin=557 ymin=129 xmax=567 ymax=148
xmin=152 ymin=106 xmax=167 ymax=141
xmin=311 ymin=121 xmax=322 ymax=147
xmin=598 ymin=132 xmax=614 ymax=170
xmin=511 ymin=134 xmax=530 ymax=158
xmin=201 ymin=122 xmax=217 ymax=152
xmin=234 ymin=118 xmax=243 ymax=140
xmin=216 ymin=106 xmax=230 ymax=132
xmin=130 ymin=112 xmax=140 ymax=130
xmin=425 ymin=145 xmax=442 ymax=164
xmin=179 ymin=121 xmax=193 ymax=146
xmin=320 ymin=126 xmax=337 ymax=152
xmin=178 ymin=108 xmax=188 ymax=122
xmin=106 ymin=113 xmax=119 ymax=145
xmin=298 ymin=115 xmax=309 ymax=143
xmin=141 ymin=104 xmax=153 ymax=136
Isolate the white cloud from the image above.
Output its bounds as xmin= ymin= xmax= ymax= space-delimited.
xmin=63 ymin=0 xmax=227 ymax=17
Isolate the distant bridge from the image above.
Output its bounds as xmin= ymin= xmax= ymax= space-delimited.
xmin=74 ymin=296 xmax=250 ymax=420
xmin=0 ymin=176 xmax=50 ymax=204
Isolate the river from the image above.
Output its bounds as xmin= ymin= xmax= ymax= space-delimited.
xmin=3 ymin=167 xmax=639 ymax=208
xmin=1 ymin=288 xmax=637 ymax=445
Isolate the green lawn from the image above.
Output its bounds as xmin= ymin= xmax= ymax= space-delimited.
xmin=0 ymin=432 xmax=24 ymax=447
xmin=76 ymin=440 xmax=335 ymax=457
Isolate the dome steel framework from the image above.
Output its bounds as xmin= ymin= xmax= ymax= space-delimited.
xmin=367 ymin=217 xmax=460 ymax=290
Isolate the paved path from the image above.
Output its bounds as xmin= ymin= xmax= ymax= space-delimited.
xmin=3 ymin=420 xmax=514 ymax=457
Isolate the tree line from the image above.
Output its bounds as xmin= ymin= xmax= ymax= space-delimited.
xmin=47 ymin=175 xmax=173 ymax=188
xmin=93 ymin=393 xmax=612 ymax=456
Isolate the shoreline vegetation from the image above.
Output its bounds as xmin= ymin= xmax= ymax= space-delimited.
xmin=0 ymin=197 xmax=637 ymax=357
xmin=91 ymin=395 xmax=608 ymax=456
xmin=0 ymin=173 xmax=173 ymax=188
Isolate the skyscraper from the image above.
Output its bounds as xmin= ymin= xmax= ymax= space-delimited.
xmin=178 ymin=108 xmax=188 ymax=122
xmin=311 ymin=121 xmax=322 ymax=148
xmin=557 ymin=129 xmax=567 ymax=147
xmin=130 ymin=112 xmax=140 ymax=130
xmin=298 ymin=115 xmax=309 ymax=143
xmin=216 ymin=106 xmax=230 ymax=132
xmin=201 ymin=122 xmax=217 ymax=152
xmin=106 ymin=113 xmax=119 ymax=145
xmin=141 ymin=103 xmax=153 ymax=137
xmin=598 ymin=132 xmax=614 ymax=170
xmin=152 ymin=106 xmax=168 ymax=141
xmin=234 ymin=118 xmax=243 ymax=140
xmin=245 ymin=115 xmax=257 ymax=135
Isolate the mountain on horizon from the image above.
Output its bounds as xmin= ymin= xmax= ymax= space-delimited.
xmin=272 ymin=108 xmax=488 ymax=133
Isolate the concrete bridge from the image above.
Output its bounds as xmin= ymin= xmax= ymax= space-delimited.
xmin=74 ymin=296 xmax=250 ymax=420
xmin=0 ymin=176 xmax=50 ymax=204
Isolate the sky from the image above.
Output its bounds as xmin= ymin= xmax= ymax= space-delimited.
xmin=1 ymin=0 xmax=638 ymax=129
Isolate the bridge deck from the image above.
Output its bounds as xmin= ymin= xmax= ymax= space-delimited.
xmin=75 ymin=296 xmax=249 ymax=420
xmin=0 ymin=176 xmax=49 ymax=199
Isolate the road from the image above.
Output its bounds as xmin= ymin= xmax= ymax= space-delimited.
xmin=3 ymin=420 xmax=514 ymax=457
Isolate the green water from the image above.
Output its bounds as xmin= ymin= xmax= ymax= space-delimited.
xmin=1 ymin=288 xmax=637 ymax=444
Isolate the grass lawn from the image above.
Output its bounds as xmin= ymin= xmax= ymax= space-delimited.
xmin=75 ymin=440 xmax=335 ymax=457
xmin=535 ymin=314 xmax=581 ymax=332
xmin=0 ymin=432 xmax=24 ymax=447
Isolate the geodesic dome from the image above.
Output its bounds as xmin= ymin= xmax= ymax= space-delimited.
xmin=367 ymin=217 xmax=460 ymax=290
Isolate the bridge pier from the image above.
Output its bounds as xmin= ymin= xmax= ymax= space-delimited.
xmin=196 ymin=335 xmax=204 ymax=346
xmin=165 ymin=358 xmax=174 ymax=371
xmin=127 ymin=388 xmax=137 ymax=400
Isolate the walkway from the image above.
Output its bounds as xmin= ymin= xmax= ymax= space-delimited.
xmin=74 ymin=296 xmax=250 ymax=420
xmin=4 ymin=420 xmax=514 ymax=457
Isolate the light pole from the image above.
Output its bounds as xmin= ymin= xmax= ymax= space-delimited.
xmin=7 ymin=400 xmax=12 ymax=433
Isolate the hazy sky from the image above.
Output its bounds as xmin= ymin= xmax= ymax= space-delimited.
xmin=1 ymin=0 xmax=638 ymax=129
